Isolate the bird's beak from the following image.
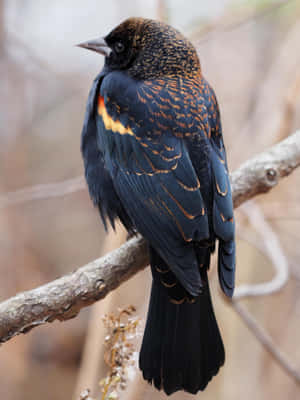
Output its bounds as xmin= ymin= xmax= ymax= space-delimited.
xmin=76 ymin=37 xmax=111 ymax=57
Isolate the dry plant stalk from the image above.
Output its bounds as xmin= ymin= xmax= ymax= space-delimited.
xmin=99 ymin=306 xmax=140 ymax=400
xmin=79 ymin=306 xmax=140 ymax=400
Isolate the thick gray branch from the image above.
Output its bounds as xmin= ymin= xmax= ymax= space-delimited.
xmin=231 ymin=130 xmax=300 ymax=207
xmin=0 ymin=237 xmax=149 ymax=343
xmin=0 ymin=131 xmax=299 ymax=344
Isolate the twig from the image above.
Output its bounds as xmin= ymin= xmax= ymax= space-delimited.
xmin=231 ymin=300 xmax=300 ymax=384
xmin=0 ymin=0 xmax=5 ymax=55
xmin=0 ymin=176 xmax=85 ymax=208
xmin=0 ymin=131 xmax=299 ymax=344
xmin=277 ymin=71 xmax=300 ymax=141
xmin=227 ymin=10 xmax=300 ymax=164
xmin=157 ymin=0 xmax=167 ymax=22
xmin=191 ymin=0 xmax=294 ymax=44
xmin=234 ymin=201 xmax=289 ymax=299
xmin=231 ymin=201 xmax=294 ymax=382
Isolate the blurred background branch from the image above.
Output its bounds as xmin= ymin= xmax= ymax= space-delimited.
xmin=0 ymin=0 xmax=4 ymax=55
xmin=235 ymin=201 xmax=288 ymax=299
xmin=231 ymin=300 xmax=300 ymax=384
xmin=229 ymin=200 xmax=298 ymax=384
xmin=190 ymin=0 xmax=294 ymax=43
xmin=0 ymin=175 xmax=85 ymax=208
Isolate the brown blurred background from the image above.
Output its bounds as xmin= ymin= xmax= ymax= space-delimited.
xmin=1 ymin=0 xmax=300 ymax=399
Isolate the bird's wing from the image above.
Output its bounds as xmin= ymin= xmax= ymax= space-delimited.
xmin=81 ymin=71 xmax=132 ymax=231
xmin=203 ymin=79 xmax=235 ymax=297
xmin=96 ymin=72 xmax=210 ymax=296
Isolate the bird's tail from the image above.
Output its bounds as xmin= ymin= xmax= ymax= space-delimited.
xmin=139 ymin=248 xmax=225 ymax=395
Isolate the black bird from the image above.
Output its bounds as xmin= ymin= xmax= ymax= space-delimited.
xmin=79 ymin=17 xmax=235 ymax=395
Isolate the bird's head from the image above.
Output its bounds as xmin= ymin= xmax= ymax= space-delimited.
xmin=78 ymin=18 xmax=201 ymax=79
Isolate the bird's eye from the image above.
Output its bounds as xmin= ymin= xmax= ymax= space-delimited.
xmin=114 ymin=41 xmax=125 ymax=54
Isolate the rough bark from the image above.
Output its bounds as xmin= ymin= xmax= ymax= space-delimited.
xmin=231 ymin=130 xmax=300 ymax=207
xmin=0 ymin=236 xmax=148 ymax=344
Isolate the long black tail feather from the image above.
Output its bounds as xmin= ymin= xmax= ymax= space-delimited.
xmin=139 ymin=248 xmax=225 ymax=395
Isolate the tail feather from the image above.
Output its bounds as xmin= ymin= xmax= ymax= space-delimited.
xmin=139 ymin=249 xmax=225 ymax=395
xmin=218 ymin=239 xmax=235 ymax=298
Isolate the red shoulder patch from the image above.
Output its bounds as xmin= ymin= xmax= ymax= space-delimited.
xmin=97 ymin=96 xmax=134 ymax=136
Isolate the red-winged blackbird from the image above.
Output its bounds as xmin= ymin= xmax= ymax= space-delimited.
xmin=78 ymin=18 xmax=235 ymax=395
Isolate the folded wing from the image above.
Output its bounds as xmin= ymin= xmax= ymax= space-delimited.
xmin=97 ymin=72 xmax=210 ymax=296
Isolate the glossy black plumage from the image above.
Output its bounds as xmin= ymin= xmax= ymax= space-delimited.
xmin=80 ymin=18 xmax=235 ymax=395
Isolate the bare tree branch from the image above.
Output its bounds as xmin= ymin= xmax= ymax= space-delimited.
xmin=231 ymin=201 xmax=296 ymax=383
xmin=0 ymin=131 xmax=299 ymax=344
xmin=234 ymin=201 xmax=289 ymax=299
xmin=277 ymin=70 xmax=300 ymax=141
xmin=0 ymin=236 xmax=148 ymax=344
xmin=231 ymin=130 xmax=300 ymax=208
xmin=231 ymin=300 xmax=300 ymax=383
xmin=191 ymin=0 xmax=294 ymax=44
xmin=0 ymin=176 xmax=85 ymax=208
